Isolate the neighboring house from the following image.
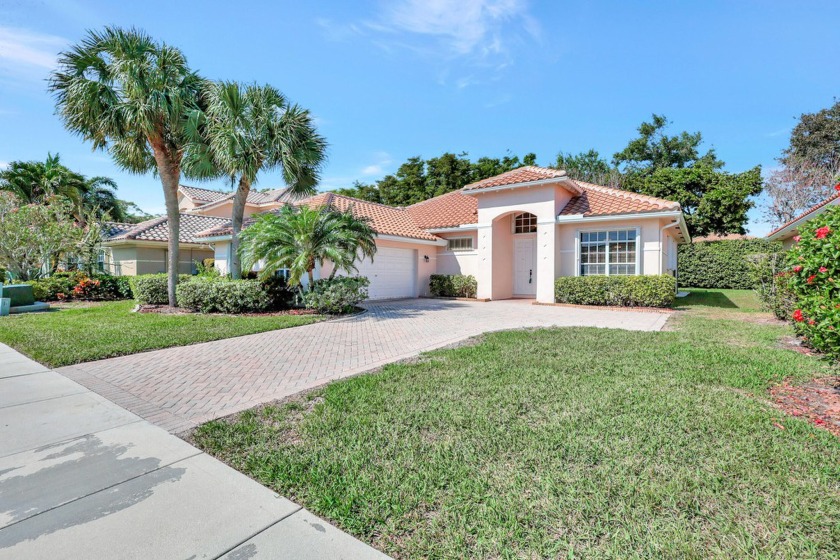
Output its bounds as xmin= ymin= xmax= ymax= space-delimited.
xmin=103 ymin=167 xmax=689 ymax=303
xmin=766 ymin=191 xmax=840 ymax=249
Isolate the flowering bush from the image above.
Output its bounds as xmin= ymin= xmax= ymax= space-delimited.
xmin=786 ymin=205 xmax=840 ymax=359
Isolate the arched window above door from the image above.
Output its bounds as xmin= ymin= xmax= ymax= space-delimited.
xmin=512 ymin=212 xmax=537 ymax=234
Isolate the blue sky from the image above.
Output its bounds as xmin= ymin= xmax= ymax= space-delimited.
xmin=1 ymin=0 xmax=838 ymax=235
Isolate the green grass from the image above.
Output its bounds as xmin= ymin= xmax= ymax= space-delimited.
xmin=193 ymin=289 xmax=840 ymax=559
xmin=0 ymin=300 xmax=321 ymax=367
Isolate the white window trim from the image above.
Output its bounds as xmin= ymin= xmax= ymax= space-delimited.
xmin=445 ymin=236 xmax=474 ymax=252
xmin=511 ymin=212 xmax=538 ymax=235
xmin=574 ymin=226 xmax=641 ymax=277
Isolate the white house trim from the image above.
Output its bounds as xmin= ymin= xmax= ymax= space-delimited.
xmin=462 ymin=176 xmax=582 ymax=196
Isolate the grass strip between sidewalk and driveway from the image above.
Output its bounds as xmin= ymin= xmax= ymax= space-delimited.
xmin=0 ymin=300 xmax=322 ymax=367
xmin=193 ymin=289 xmax=840 ymax=559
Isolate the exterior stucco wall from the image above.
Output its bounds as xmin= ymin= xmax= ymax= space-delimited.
xmin=555 ymin=217 xmax=677 ymax=277
xmin=106 ymin=245 xmax=212 ymax=276
xmin=433 ymin=231 xmax=479 ymax=278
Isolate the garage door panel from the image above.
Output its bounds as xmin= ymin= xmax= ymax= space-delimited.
xmin=354 ymin=247 xmax=417 ymax=300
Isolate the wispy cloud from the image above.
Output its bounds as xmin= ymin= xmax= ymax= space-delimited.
xmin=765 ymin=127 xmax=791 ymax=138
xmin=0 ymin=161 xmax=8 ymax=170
xmin=319 ymin=1 xmax=540 ymax=90
xmin=0 ymin=26 xmax=66 ymax=82
xmin=375 ymin=0 xmax=539 ymax=58
xmin=361 ymin=151 xmax=392 ymax=176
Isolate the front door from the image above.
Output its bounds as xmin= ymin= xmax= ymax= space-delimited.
xmin=514 ymin=237 xmax=536 ymax=296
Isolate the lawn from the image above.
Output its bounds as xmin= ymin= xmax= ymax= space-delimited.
xmin=0 ymin=300 xmax=322 ymax=367
xmin=193 ymin=289 xmax=840 ymax=559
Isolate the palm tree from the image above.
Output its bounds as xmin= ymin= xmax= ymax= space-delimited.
xmin=0 ymin=154 xmax=126 ymax=223
xmin=239 ymin=204 xmax=377 ymax=289
xmin=188 ymin=81 xmax=326 ymax=278
xmin=50 ymin=27 xmax=205 ymax=306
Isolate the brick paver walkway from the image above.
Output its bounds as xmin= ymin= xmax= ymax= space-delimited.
xmin=58 ymin=299 xmax=669 ymax=433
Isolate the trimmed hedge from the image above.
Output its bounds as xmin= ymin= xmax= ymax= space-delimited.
xmin=678 ymin=239 xmax=782 ymax=289
xmin=130 ymin=273 xmax=191 ymax=305
xmin=555 ymin=275 xmax=677 ymax=308
xmin=429 ymin=274 xmax=478 ymax=298
xmin=176 ymin=278 xmax=271 ymax=313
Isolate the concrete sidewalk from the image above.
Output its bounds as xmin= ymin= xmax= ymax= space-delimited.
xmin=0 ymin=343 xmax=389 ymax=559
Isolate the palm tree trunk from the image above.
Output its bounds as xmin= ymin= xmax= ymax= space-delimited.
xmin=152 ymin=142 xmax=181 ymax=307
xmin=230 ymin=175 xmax=250 ymax=280
xmin=307 ymin=268 xmax=315 ymax=291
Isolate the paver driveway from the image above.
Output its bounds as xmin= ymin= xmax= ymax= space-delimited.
xmin=58 ymin=299 xmax=669 ymax=433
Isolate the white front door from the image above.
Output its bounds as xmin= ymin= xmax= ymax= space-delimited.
xmin=513 ymin=237 xmax=536 ymax=296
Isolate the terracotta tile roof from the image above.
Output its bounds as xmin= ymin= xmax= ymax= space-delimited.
xmin=559 ymin=181 xmax=680 ymax=216
xmin=406 ymin=190 xmax=478 ymax=229
xmin=106 ymin=214 xmax=229 ymax=244
xmin=102 ymin=222 xmax=136 ymax=238
xmin=181 ymin=185 xmax=294 ymax=210
xmin=767 ymin=191 xmax=840 ymax=237
xmin=197 ymin=193 xmax=441 ymax=242
xmin=463 ymin=166 xmax=568 ymax=191
xmin=301 ymin=193 xmax=440 ymax=241
xmin=179 ymin=185 xmax=230 ymax=203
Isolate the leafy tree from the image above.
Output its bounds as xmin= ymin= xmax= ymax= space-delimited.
xmin=333 ymin=151 xmax=537 ymax=205
xmin=613 ymin=114 xmax=722 ymax=171
xmin=0 ymin=193 xmax=82 ymax=280
xmin=786 ymin=99 xmax=840 ymax=170
xmin=188 ymin=81 xmax=326 ymax=278
xmin=764 ymin=100 xmax=840 ymax=225
xmin=50 ymin=27 xmax=205 ymax=306
xmin=625 ymin=165 xmax=762 ymax=236
xmin=239 ymin=204 xmax=377 ymax=289
xmin=554 ymin=150 xmax=620 ymax=186
xmin=0 ymin=153 xmax=127 ymax=222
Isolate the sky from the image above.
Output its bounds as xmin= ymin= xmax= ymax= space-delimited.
xmin=1 ymin=0 xmax=838 ymax=236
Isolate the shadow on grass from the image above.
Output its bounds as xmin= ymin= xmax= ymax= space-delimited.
xmin=677 ymin=290 xmax=738 ymax=309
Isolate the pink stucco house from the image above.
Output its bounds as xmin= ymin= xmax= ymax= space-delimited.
xmin=103 ymin=166 xmax=689 ymax=303
xmin=766 ymin=190 xmax=840 ymax=249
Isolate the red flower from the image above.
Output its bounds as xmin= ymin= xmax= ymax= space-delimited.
xmin=819 ymin=266 xmax=828 ymax=273
xmin=793 ymin=309 xmax=804 ymax=322
xmin=815 ymin=226 xmax=831 ymax=239
xmin=793 ymin=235 xmax=801 ymax=242
xmin=808 ymin=319 xmax=817 ymax=326
xmin=835 ymin=183 xmax=840 ymax=193
xmin=807 ymin=274 xmax=817 ymax=284
xmin=793 ymin=265 xmax=803 ymax=272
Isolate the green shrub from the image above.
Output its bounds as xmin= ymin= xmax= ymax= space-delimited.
xmin=301 ymin=276 xmax=369 ymax=314
xmin=678 ymin=239 xmax=782 ymax=289
xmin=130 ymin=273 xmax=190 ymax=305
xmin=785 ymin=206 xmax=840 ymax=359
xmin=749 ymin=252 xmax=795 ymax=320
xmin=260 ymin=275 xmax=295 ymax=310
xmin=555 ymin=275 xmax=677 ymax=308
xmin=429 ymin=274 xmax=478 ymax=298
xmin=24 ymin=271 xmax=86 ymax=301
xmin=176 ymin=278 xmax=271 ymax=313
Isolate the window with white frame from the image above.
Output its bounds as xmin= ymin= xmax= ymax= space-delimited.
xmin=513 ymin=212 xmax=537 ymax=234
xmin=97 ymin=249 xmax=106 ymax=273
xmin=580 ymin=229 xmax=637 ymax=276
xmin=446 ymin=237 xmax=473 ymax=252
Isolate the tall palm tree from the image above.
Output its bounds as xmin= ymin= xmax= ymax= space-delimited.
xmin=0 ymin=153 xmax=126 ymax=223
xmin=188 ymin=81 xmax=326 ymax=278
xmin=50 ymin=27 xmax=205 ymax=306
xmin=239 ymin=204 xmax=377 ymax=289
xmin=0 ymin=153 xmax=85 ymax=207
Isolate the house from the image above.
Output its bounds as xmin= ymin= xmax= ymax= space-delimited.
xmin=766 ymin=191 xmax=840 ymax=249
xmin=103 ymin=167 xmax=689 ymax=303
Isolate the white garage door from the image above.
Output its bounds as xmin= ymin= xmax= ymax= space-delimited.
xmin=354 ymin=246 xmax=417 ymax=300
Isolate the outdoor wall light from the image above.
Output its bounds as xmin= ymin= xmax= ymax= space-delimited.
xmin=423 ymin=255 xmax=430 ymax=262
